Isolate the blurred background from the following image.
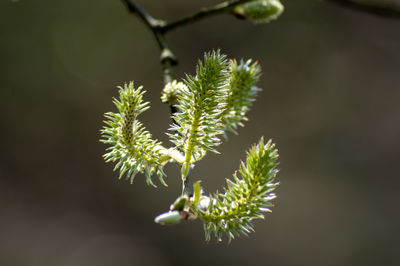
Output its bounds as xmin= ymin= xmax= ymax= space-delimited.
xmin=1 ymin=0 xmax=400 ymax=265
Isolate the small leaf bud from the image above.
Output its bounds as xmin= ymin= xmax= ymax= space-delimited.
xmin=233 ymin=0 xmax=284 ymax=24
xmin=161 ymin=80 xmax=188 ymax=105
xmin=154 ymin=210 xmax=184 ymax=225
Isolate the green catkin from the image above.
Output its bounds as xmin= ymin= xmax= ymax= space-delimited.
xmin=101 ymin=82 xmax=169 ymax=186
xmin=101 ymin=51 xmax=280 ymax=242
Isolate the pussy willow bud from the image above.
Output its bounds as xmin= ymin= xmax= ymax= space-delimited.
xmin=154 ymin=211 xmax=184 ymax=225
xmin=161 ymin=80 xmax=188 ymax=105
xmin=233 ymin=0 xmax=284 ymax=24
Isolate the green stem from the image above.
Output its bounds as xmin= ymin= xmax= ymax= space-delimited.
xmin=181 ymin=115 xmax=200 ymax=195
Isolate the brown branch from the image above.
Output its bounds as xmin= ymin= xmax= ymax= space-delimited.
xmin=120 ymin=0 xmax=251 ymax=84
xmin=326 ymin=0 xmax=400 ymax=18
xmin=162 ymin=0 xmax=252 ymax=33
xmin=122 ymin=0 xmax=177 ymax=84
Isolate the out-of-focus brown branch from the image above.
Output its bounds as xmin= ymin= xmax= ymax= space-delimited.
xmin=326 ymin=0 xmax=400 ymax=18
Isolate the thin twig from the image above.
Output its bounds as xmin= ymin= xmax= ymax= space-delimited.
xmin=121 ymin=0 xmax=252 ymax=83
xmin=162 ymin=0 xmax=252 ymax=33
xmin=326 ymin=0 xmax=400 ymax=18
xmin=122 ymin=0 xmax=163 ymax=28
xmin=122 ymin=0 xmax=177 ymax=84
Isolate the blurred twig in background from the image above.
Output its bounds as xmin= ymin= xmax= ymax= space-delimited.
xmin=326 ymin=0 xmax=400 ymax=18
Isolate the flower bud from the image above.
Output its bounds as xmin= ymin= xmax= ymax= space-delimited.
xmin=154 ymin=210 xmax=184 ymax=225
xmin=233 ymin=0 xmax=284 ymax=24
xmin=161 ymin=80 xmax=188 ymax=105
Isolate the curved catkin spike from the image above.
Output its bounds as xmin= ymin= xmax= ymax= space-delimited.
xmin=100 ymin=82 xmax=170 ymax=186
xmin=220 ymin=59 xmax=261 ymax=136
xmin=194 ymin=137 xmax=279 ymax=241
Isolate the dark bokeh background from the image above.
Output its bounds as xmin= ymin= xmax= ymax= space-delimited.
xmin=1 ymin=0 xmax=400 ymax=265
